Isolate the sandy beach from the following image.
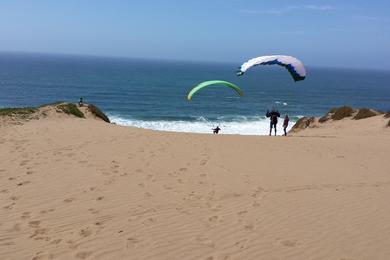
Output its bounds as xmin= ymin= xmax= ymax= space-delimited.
xmin=1 ymin=108 xmax=390 ymax=260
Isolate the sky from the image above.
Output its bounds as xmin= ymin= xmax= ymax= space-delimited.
xmin=0 ymin=0 xmax=389 ymax=69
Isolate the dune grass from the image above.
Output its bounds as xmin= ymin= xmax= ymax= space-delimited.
xmin=318 ymin=115 xmax=329 ymax=123
xmin=56 ymin=103 xmax=85 ymax=118
xmin=385 ymin=111 xmax=390 ymax=119
xmin=353 ymin=108 xmax=377 ymax=120
xmin=0 ymin=107 xmax=37 ymax=116
xmin=331 ymin=106 xmax=354 ymax=120
xmin=88 ymin=104 xmax=110 ymax=123
xmin=291 ymin=117 xmax=315 ymax=131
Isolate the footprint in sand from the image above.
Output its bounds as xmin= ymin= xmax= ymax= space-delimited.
xmin=96 ymin=196 xmax=104 ymax=201
xmin=30 ymin=228 xmax=49 ymax=240
xmin=3 ymin=203 xmax=16 ymax=210
xmin=63 ymin=198 xmax=75 ymax=203
xmin=20 ymin=160 xmax=29 ymax=166
xmin=244 ymin=223 xmax=255 ymax=231
xmin=79 ymin=228 xmax=93 ymax=237
xmin=50 ymin=238 xmax=62 ymax=245
xmin=26 ymin=170 xmax=34 ymax=175
xmin=9 ymin=196 xmax=19 ymax=201
xmin=21 ymin=212 xmax=31 ymax=219
xmin=32 ymin=253 xmax=54 ymax=260
xmin=88 ymin=208 xmax=99 ymax=215
xmin=126 ymin=237 xmax=139 ymax=248
xmin=29 ymin=220 xmax=41 ymax=228
xmin=208 ymin=215 xmax=219 ymax=222
xmin=278 ymin=239 xmax=297 ymax=247
xmin=75 ymin=251 xmax=93 ymax=259
xmin=237 ymin=210 xmax=248 ymax=216
xmin=144 ymin=192 xmax=153 ymax=199
xmin=252 ymin=201 xmax=261 ymax=207
xmin=17 ymin=181 xmax=30 ymax=186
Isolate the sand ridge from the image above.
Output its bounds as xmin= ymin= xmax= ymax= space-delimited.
xmin=1 ymin=114 xmax=390 ymax=259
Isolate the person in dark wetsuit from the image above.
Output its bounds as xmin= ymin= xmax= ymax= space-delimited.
xmin=78 ymin=97 xmax=84 ymax=107
xmin=266 ymin=109 xmax=280 ymax=136
xmin=283 ymin=115 xmax=289 ymax=136
xmin=213 ymin=126 xmax=221 ymax=134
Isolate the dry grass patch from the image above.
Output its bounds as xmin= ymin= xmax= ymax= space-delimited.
xmin=353 ymin=108 xmax=377 ymax=120
xmin=56 ymin=103 xmax=85 ymax=118
xmin=331 ymin=106 xmax=354 ymax=120
xmin=88 ymin=104 xmax=110 ymax=123
xmin=0 ymin=107 xmax=37 ymax=117
xmin=384 ymin=111 xmax=390 ymax=119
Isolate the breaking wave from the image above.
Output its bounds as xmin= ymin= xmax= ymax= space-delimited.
xmin=108 ymin=114 xmax=298 ymax=136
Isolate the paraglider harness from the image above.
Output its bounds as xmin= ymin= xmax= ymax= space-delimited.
xmin=266 ymin=110 xmax=280 ymax=127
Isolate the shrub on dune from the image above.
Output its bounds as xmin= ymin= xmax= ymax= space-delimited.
xmin=353 ymin=108 xmax=377 ymax=120
xmin=56 ymin=103 xmax=85 ymax=118
xmin=0 ymin=107 xmax=37 ymax=116
xmin=291 ymin=117 xmax=315 ymax=131
xmin=331 ymin=106 xmax=354 ymax=120
xmin=385 ymin=111 xmax=390 ymax=118
xmin=88 ymin=104 xmax=110 ymax=123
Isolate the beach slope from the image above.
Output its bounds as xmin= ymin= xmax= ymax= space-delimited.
xmin=1 ymin=109 xmax=390 ymax=260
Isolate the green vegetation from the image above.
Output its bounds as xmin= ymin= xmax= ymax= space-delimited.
xmin=353 ymin=108 xmax=377 ymax=120
xmin=331 ymin=106 xmax=354 ymax=120
xmin=56 ymin=103 xmax=85 ymax=118
xmin=88 ymin=104 xmax=110 ymax=123
xmin=318 ymin=115 xmax=329 ymax=123
xmin=318 ymin=107 xmax=339 ymax=123
xmin=0 ymin=107 xmax=37 ymax=116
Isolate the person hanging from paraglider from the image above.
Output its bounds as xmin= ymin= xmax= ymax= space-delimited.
xmin=212 ymin=126 xmax=221 ymax=134
xmin=266 ymin=108 xmax=280 ymax=136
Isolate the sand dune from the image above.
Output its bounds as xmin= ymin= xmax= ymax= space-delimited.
xmin=1 ymin=110 xmax=390 ymax=260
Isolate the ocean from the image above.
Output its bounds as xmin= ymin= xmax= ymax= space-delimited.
xmin=1 ymin=52 xmax=389 ymax=135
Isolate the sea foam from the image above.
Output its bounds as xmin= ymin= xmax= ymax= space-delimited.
xmin=109 ymin=115 xmax=296 ymax=136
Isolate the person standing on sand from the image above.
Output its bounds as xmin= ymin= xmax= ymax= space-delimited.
xmin=283 ymin=115 xmax=289 ymax=136
xmin=266 ymin=108 xmax=280 ymax=136
xmin=79 ymin=97 xmax=84 ymax=107
xmin=213 ymin=126 xmax=221 ymax=134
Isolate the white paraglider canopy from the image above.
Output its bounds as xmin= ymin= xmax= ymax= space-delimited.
xmin=237 ymin=55 xmax=306 ymax=81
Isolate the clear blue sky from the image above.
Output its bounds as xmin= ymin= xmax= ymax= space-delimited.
xmin=1 ymin=0 xmax=389 ymax=69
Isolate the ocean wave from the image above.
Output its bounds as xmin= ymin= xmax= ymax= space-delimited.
xmin=108 ymin=115 xmax=296 ymax=136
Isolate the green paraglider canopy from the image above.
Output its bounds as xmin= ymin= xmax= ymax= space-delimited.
xmin=187 ymin=80 xmax=244 ymax=101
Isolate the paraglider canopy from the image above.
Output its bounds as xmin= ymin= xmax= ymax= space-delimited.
xmin=187 ymin=80 xmax=244 ymax=101
xmin=237 ymin=55 xmax=306 ymax=81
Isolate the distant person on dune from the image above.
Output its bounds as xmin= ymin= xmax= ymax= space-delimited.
xmin=266 ymin=108 xmax=280 ymax=136
xmin=79 ymin=97 xmax=84 ymax=107
xmin=213 ymin=126 xmax=221 ymax=134
xmin=283 ymin=115 xmax=289 ymax=136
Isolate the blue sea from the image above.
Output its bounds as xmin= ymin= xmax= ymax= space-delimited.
xmin=1 ymin=52 xmax=389 ymax=135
